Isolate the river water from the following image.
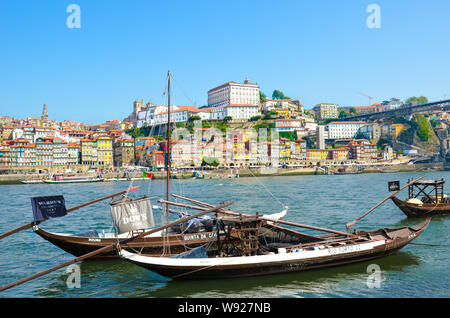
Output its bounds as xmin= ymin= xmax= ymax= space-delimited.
xmin=0 ymin=171 xmax=448 ymax=298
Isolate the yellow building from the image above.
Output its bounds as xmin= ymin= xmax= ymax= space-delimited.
xmin=307 ymin=149 xmax=330 ymax=161
xmin=80 ymin=138 xmax=97 ymax=166
xmin=96 ymin=135 xmax=113 ymax=167
xmin=273 ymin=108 xmax=292 ymax=118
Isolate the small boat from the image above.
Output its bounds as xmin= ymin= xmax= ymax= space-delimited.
xmin=192 ymin=171 xmax=204 ymax=179
xmin=42 ymin=175 xmax=104 ymax=184
xmin=21 ymin=179 xmax=43 ymax=184
xmin=119 ymin=215 xmax=430 ymax=279
xmin=103 ymin=178 xmax=130 ymax=182
xmin=391 ymin=178 xmax=450 ymax=217
xmin=379 ymin=169 xmax=400 ymax=173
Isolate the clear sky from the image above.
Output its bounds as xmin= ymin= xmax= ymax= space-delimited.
xmin=1 ymin=0 xmax=449 ymax=124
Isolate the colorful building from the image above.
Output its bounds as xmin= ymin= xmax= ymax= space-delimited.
xmin=113 ymin=138 xmax=135 ymax=167
xmin=96 ymin=135 xmax=113 ymax=167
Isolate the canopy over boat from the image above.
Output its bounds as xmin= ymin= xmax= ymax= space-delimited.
xmin=390 ymin=178 xmax=450 ymax=217
xmin=110 ymin=196 xmax=155 ymax=234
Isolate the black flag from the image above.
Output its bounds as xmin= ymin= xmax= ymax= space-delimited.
xmin=388 ymin=181 xmax=400 ymax=192
xmin=31 ymin=196 xmax=67 ymax=222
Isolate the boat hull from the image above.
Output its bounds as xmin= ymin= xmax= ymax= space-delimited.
xmin=120 ymin=219 xmax=430 ymax=279
xmin=42 ymin=178 xmax=103 ymax=184
xmin=391 ymin=196 xmax=450 ymax=217
xmin=34 ymin=227 xmax=221 ymax=259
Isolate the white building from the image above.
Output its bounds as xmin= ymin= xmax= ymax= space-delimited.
xmin=207 ymin=79 xmax=260 ymax=108
xmin=205 ymin=104 xmax=260 ymax=121
xmin=326 ymin=121 xmax=367 ymax=140
xmin=313 ymin=103 xmax=339 ymax=120
xmin=274 ymin=119 xmax=304 ymax=133
xmin=150 ymin=106 xmax=211 ymax=126
xmin=52 ymin=138 xmax=68 ymax=166
xmin=316 ymin=125 xmax=327 ymax=149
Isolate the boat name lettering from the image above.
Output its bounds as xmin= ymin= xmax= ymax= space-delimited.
xmin=328 ymin=244 xmax=361 ymax=255
xmin=182 ymin=232 xmax=217 ymax=241
xmin=88 ymin=238 xmax=101 ymax=242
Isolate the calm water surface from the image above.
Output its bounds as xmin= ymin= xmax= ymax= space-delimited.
xmin=0 ymin=171 xmax=449 ymax=298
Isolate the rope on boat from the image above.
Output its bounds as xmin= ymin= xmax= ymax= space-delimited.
xmin=247 ymin=167 xmax=287 ymax=210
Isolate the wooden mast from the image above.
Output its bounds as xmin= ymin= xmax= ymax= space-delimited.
xmin=165 ymin=70 xmax=172 ymax=227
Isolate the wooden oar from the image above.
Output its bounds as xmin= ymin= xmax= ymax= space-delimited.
xmin=0 ymin=186 xmax=140 ymax=240
xmin=0 ymin=200 xmax=233 ymax=293
xmin=345 ymin=175 xmax=426 ymax=230
xmin=169 ymin=195 xmax=353 ymax=237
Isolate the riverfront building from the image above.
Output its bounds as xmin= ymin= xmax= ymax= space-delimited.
xmin=326 ymin=121 xmax=367 ymax=140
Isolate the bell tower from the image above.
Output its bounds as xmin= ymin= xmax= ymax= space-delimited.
xmin=41 ymin=103 xmax=48 ymax=121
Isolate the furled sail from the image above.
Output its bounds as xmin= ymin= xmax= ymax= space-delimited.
xmin=110 ymin=197 xmax=155 ymax=234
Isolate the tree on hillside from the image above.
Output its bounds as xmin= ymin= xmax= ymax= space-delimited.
xmin=381 ymin=98 xmax=401 ymax=105
xmin=259 ymin=91 xmax=267 ymax=103
xmin=338 ymin=110 xmax=348 ymax=119
xmin=406 ymin=96 xmax=428 ymax=105
xmin=415 ymin=114 xmax=430 ymax=142
xmin=272 ymin=90 xmax=290 ymax=100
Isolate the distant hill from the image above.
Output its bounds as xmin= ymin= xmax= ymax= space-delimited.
xmin=396 ymin=114 xmax=440 ymax=154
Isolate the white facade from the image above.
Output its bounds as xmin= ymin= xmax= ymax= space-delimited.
xmin=67 ymin=146 xmax=79 ymax=165
xmin=208 ymin=79 xmax=260 ymax=107
xmin=327 ymin=121 xmax=366 ymax=140
xmin=274 ymin=119 xmax=304 ymax=133
xmin=139 ymin=106 xmax=211 ymax=126
xmin=313 ymin=103 xmax=339 ymax=120
xmin=207 ymin=105 xmax=260 ymax=121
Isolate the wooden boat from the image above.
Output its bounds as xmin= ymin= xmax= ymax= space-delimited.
xmin=33 ymin=224 xmax=225 ymax=259
xmin=33 ymin=193 xmax=288 ymax=260
xmin=42 ymin=175 xmax=103 ymax=184
xmin=390 ymin=179 xmax=450 ymax=217
xmin=32 ymin=208 xmax=288 ymax=260
xmin=119 ymin=215 xmax=430 ymax=279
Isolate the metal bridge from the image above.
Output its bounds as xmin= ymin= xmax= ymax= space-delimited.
xmin=342 ymin=99 xmax=450 ymax=122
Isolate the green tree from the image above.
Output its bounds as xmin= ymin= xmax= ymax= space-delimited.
xmin=338 ymin=110 xmax=348 ymax=119
xmin=202 ymin=157 xmax=220 ymax=167
xmin=187 ymin=115 xmax=202 ymax=123
xmin=249 ymin=115 xmax=261 ymax=122
xmin=259 ymin=91 xmax=267 ymax=103
xmin=279 ymin=131 xmax=297 ymax=141
xmin=262 ymin=113 xmax=273 ymax=120
xmin=406 ymin=96 xmax=428 ymax=105
xmin=272 ymin=90 xmax=290 ymax=100
xmin=223 ymin=116 xmax=232 ymax=123
xmin=415 ymin=114 xmax=430 ymax=141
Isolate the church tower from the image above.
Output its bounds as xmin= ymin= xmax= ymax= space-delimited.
xmin=41 ymin=103 xmax=48 ymax=121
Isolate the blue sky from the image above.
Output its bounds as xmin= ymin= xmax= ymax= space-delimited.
xmin=0 ymin=0 xmax=449 ymax=124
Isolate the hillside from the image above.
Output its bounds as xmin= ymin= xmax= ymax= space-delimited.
xmin=396 ymin=114 xmax=440 ymax=154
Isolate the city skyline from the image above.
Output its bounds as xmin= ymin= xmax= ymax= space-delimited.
xmin=1 ymin=0 xmax=450 ymax=124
